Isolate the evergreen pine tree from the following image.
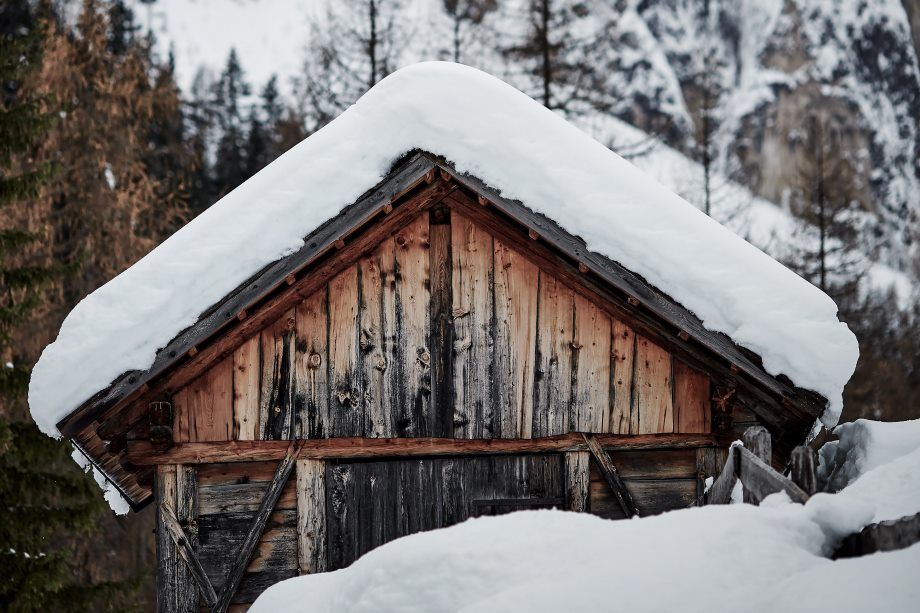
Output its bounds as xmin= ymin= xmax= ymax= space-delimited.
xmin=0 ymin=7 xmax=140 ymax=611
xmin=212 ymin=48 xmax=251 ymax=196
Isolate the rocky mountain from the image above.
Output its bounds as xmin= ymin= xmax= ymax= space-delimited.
xmin=599 ymin=0 xmax=920 ymax=276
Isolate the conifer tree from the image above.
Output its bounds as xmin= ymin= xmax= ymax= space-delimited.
xmin=212 ymin=48 xmax=251 ymax=196
xmin=0 ymin=6 xmax=140 ymax=611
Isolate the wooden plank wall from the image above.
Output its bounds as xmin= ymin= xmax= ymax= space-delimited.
xmin=171 ymin=211 xmax=712 ymax=443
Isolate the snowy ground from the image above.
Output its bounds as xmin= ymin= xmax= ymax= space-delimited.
xmin=251 ymin=419 xmax=920 ymax=613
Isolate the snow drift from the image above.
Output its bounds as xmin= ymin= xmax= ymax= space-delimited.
xmin=251 ymin=419 xmax=920 ymax=612
xmin=29 ymin=62 xmax=858 ymax=436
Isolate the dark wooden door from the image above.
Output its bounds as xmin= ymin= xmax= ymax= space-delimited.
xmin=325 ymin=453 xmax=564 ymax=570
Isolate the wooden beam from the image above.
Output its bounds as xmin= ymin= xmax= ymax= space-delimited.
xmin=705 ymin=446 xmax=739 ymax=505
xmin=564 ymin=451 xmax=590 ymax=512
xmin=582 ymin=433 xmax=638 ymax=518
xmin=742 ymin=426 xmax=771 ymax=504
xmin=296 ymin=459 xmax=327 ymax=575
xmin=155 ymin=466 xmax=178 ymax=613
xmin=790 ymin=445 xmax=818 ymax=496
xmin=127 ymin=433 xmax=720 ymax=465
xmin=836 ymin=512 xmax=920 ymax=558
xmin=212 ymin=440 xmax=301 ymax=613
xmin=160 ymin=501 xmax=218 ymax=607
xmin=736 ymin=446 xmax=809 ymax=505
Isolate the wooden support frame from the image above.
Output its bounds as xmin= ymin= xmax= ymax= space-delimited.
xmin=128 ymin=433 xmax=720 ymax=465
xmin=212 ymin=441 xmax=302 ymax=613
xmin=582 ymin=433 xmax=638 ymax=518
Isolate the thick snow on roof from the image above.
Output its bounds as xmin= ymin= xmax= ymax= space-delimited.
xmin=29 ymin=62 xmax=858 ymax=436
xmin=251 ymin=418 xmax=920 ymax=613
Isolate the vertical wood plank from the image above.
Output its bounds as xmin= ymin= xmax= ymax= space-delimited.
xmin=634 ymin=336 xmax=674 ymax=434
xmin=493 ymin=240 xmax=539 ymax=438
xmin=610 ymin=320 xmax=636 ymax=434
xmin=564 ymin=451 xmax=590 ymax=512
xmin=259 ymin=310 xmax=296 ymax=440
xmin=175 ymin=465 xmax=198 ymax=612
xmin=696 ymin=447 xmax=727 ymax=502
xmin=571 ymin=294 xmax=611 ymax=433
xmin=172 ymin=388 xmax=189 ymax=443
xmin=360 ymin=240 xmax=396 ymax=438
xmin=429 ymin=207 xmax=453 ymax=438
xmin=294 ymin=290 xmax=329 ymax=439
xmin=328 ymin=267 xmax=363 ymax=437
xmin=296 ymin=459 xmax=327 ymax=575
xmin=395 ymin=216 xmax=432 ymax=437
xmin=451 ymin=212 xmax=493 ymax=438
xmin=232 ymin=336 xmax=261 ymax=441
xmin=188 ymin=357 xmax=234 ymax=442
xmin=533 ymin=272 xmax=574 ymax=437
xmin=155 ymin=465 xmax=178 ymax=613
xmin=673 ymin=360 xmax=711 ymax=433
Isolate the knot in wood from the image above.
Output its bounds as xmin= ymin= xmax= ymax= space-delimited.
xmin=418 ymin=351 xmax=431 ymax=366
xmin=395 ymin=234 xmax=408 ymax=248
xmin=308 ymin=353 xmax=322 ymax=369
xmin=375 ymin=357 xmax=387 ymax=371
xmin=274 ymin=406 xmax=281 ymax=414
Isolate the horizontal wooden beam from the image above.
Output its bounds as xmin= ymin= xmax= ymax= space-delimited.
xmin=126 ymin=433 xmax=719 ymax=465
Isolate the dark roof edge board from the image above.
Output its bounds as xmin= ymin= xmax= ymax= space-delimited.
xmin=58 ymin=150 xmax=826 ymax=443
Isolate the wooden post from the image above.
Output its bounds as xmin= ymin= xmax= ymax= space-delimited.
xmin=564 ymin=451 xmax=590 ymax=512
xmin=790 ymin=445 xmax=818 ymax=496
xmin=155 ymin=465 xmax=200 ymax=613
xmin=296 ymin=459 xmax=327 ymax=575
xmin=155 ymin=465 xmax=178 ymax=613
xmin=742 ymin=426 xmax=771 ymax=504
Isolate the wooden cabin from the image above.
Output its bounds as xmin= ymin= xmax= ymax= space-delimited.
xmin=49 ymin=151 xmax=829 ymax=611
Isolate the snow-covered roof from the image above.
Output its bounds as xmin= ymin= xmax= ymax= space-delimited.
xmin=29 ymin=62 xmax=858 ymax=436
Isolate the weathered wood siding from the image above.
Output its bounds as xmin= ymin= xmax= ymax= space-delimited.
xmin=171 ymin=211 xmax=712 ymax=442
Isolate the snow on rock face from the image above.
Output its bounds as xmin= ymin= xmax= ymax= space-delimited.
xmin=819 ymin=418 xmax=920 ymax=523
xmin=28 ymin=62 xmax=858 ymax=436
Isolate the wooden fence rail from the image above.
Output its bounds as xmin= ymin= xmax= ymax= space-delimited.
xmin=704 ymin=426 xmax=811 ymax=506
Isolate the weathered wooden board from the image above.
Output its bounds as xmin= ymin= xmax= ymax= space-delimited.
xmin=565 ymin=451 xmax=590 ymax=512
xmin=155 ymin=465 xmax=178 ymax=613
xmin=172 ymin=388 xmax=189 ymax=443
xmin=197 ymin=479 xmax=297 ymax=516
xmin=599 ymin=448 xmax=698 ymax=480
xmin=428 ymin=207 xmax=453 ymax=438
xmin=493 ymin=239 xmax=538 ymax=438
xmin=590 ymin=478 xmax=697 ymax=519
xmin=296 ymin=459 xmax=327 ymax=575
xmin=197 ymin=461 xmax=281 ymax=486
xmin=294 ymin=290 xmax=329 ymax=439
xmin=233 ymin=336 xmax=261 ymax=441
xmin=394 ymin=215 xmax=432 ymax=436
xmin=533 ymin=272 xmax=575 ymax=437
xmin=198 ymin=508 xmax=298 ymax=605
xmin=634 ymin=336 xmax=674 ymax=434
xmin=325 ymin=454 xmax=565 ymax=570
xmin=259 ymin=311 xmax=296 ymax=440
xmin=328 ymin=268 xmax=362 ymax=437
xmin=188 ymin=356 xmax=233 ymax=442
xmin=450 ymin=212 xmax=493 ymax=438
xmin=610 ymin=321 xmax=637 ymax=434
xmin=359 ymin=239 xmax=397 ymax=438
xmin=572 ymin=295 xmax=611 ymax=433
xmin=674 ymin=360 xmax=711 ymax=433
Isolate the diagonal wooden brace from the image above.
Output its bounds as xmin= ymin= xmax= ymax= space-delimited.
xmin=160 ymin=501 xmax=218 ymax=607
xmin=211 ymin=440 xmax=302 ymax=613
xmin=582 ymin=433 xmax=639 ymax=518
